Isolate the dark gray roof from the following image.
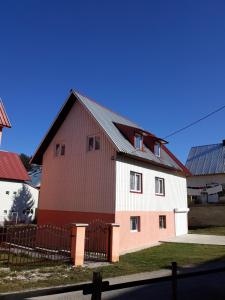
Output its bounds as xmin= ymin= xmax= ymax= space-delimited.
xmin=76 ymin=92 xmax=183 ymax=171
xmin=186 ymin=143 xmax=225 ymax=175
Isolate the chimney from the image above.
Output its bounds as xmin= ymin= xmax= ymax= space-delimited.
xmin=223 ymin=140 xmax=225 ymax=147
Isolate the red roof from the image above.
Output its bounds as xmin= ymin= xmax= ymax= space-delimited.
xmin=0 ymin=101 xmax=11 ymax=128
xmin=0 ymin=151 xmax=30 ymax=181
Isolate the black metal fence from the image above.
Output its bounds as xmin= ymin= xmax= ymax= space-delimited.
xmin=1 ymin=263 xmax=225 ymax=300
xmin=0 ymin=224 xmax=71 ymax=266
xmin=84 ymin=220 xmax=111 ymax=262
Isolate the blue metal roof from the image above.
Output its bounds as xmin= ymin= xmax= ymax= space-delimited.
xmin=186 ymin=143 xmax=225 ymax=175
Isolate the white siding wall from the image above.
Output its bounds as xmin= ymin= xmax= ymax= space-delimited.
xmin=0 ymin=181 xmax=39 ymax=224
xmin=116 ymin=157 xmax=187 ymax=212
xmin=187 ymin=174 xmax=225 ymax=187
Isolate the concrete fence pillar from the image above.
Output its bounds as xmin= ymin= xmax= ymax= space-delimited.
xmin=70 ymin=223 xmax=88 ymax=267
xmin=109 ymin=223 xmax=120 ymax=263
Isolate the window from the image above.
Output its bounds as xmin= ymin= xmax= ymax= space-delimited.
xmin=61 ymin=144 xmax=65 ymax=156
xmin=6 ymin=191 xmax=10 ymax=195
xmin=130 ymin=171 xmax=142 ymax=193
xmin=3 ymin=210 xmax=7 ymax=215
xmin=130 ymin=216 xmax=140 ymax=232
xmin=134 ymin=134 xmax=143 ymax=150
xmin=159 ymin=215 xmax=166 ymax=229
xmin=155 ymin=177 xmax=165 ymax=195
xmin=154 ymin=143 xmax=161 ymax=157
xmin=55 ymin=143 xmax=66 ymax=157
xmin=88 ymin=136 xmax=100 ymax=151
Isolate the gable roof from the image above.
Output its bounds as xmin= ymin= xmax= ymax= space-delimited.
xmin=186 ymin=143 xmax=225 ymax=176
xmin=0 ymin=151 xmax=30 ymax=181
xmin=0 ymin=100 xmax=11 ymax=128
xmin=31 ymin=90 xmax=189 ymax=174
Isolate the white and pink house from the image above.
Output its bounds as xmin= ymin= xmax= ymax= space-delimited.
xmin=31 ymin=90 xmax=190 ymax=254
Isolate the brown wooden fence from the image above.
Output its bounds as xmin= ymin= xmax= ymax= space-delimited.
xmin=84 ymin=220 xmax=111 ymax=262
xmin=0 ymin=224 xmax=71 ymax=266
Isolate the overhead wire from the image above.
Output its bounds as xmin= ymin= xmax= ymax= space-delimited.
xmin=163 ymin=104 xmax=225 ymax=139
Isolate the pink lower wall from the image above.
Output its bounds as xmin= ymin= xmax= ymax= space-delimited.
xmin=115 ymin=211 xmax=175 ymax=254
xmin=37 ymin=209 xmax=115 ymax=225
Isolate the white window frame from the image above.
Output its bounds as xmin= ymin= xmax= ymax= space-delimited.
xmin=87 ymin=135 xmax=100 ymax=151
xmin=130 ymin=171 xmax=142 ymax=193
xmin=130 ymin=216 xmax=140 ymax=232
xmin=159 ymin=215 xmax=166 ymax=229
xmin=134 ymin=133 xmax=143 ymax=150
xmin=155 ymin=177 xmax=165 ymax=196
xmin=154 ymin=143 xmax=161 ymax=157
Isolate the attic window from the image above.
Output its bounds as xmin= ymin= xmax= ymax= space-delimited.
xmin=88 ymin=136 xmax=100 ymax=151
xmin=154 ymin=143 xmax=161 ymax=157
xmin=134 ymin=134 xmax=143 ymax=150
xmin=55 ymin=143 xmax=66 ymax=157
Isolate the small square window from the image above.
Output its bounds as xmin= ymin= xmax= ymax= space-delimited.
xmin=6 ymin=191 xmax=10 ymax=195
xmin=159 ymin=215 xmax=166 ymax=229
xmin=88 ymin=136 xmax=100 ymax=151
xmin=134 ymin=134 xmax=143 ymax=150
xmin=155 ymin=177 xmax=165 ymax=195
xmin=3 ymin=210 xmax=7 ymax=214
xmin=130 ymin=216 xmax=140 ymax=232
xmin=130 ymin=172 xmax=142 ymax=193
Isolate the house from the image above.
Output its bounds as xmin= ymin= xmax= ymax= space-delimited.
xmin=31 ymin=90 xmax=189 ymax=253
xmin=0 ymin=99 xmax=11 ymax=143
xmin=0 ymin=99 xmax=39 ymax=224
xmin=0 ymin=151 xmax=39 ymax=224
xmin=186 ymin=141 xmax=225 ymax=227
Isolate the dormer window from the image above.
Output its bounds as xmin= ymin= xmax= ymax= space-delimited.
xmin=134 ymin=134 xmax=143 ymax=150
xmin=154 ymin=143 xmax=161 ymax=157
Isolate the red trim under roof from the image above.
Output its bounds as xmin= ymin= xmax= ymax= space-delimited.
xmin=0 ymin=151 xmax=30 ymax=181
xmin=0 ymin=101 xmax=11 ymax=128
xmin=161 ymin=145 xmax=192 ymax=176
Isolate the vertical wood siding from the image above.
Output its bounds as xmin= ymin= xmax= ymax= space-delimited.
xmin=115 ymin=156 xmax=187 ymax=212
xmin=39 ymin=101 xmax=116 ymax=214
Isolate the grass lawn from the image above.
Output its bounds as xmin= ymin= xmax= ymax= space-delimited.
xmin=1 ymin=243 xmax=225 ymax=293
xmin=189 ymin=226 xmax=225 ymax=236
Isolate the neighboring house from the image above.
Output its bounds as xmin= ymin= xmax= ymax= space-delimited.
xmin=186 ymin=141 xmax=225 ymax=204
xmin=0 ymin=151 xmax=39 ymax=224
xmin=28 ymin=165 xmax=42 ymax=189
xmin=31 ymin=90 xmax=189 ymax=253
xmin=0 ymin=99 xmax=11 ymax=144
xmin=186 ymin=141 xmax=225 ymax=227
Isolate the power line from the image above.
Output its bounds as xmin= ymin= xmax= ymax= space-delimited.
xmin=163 ymin=104 xmax=225 ymax=139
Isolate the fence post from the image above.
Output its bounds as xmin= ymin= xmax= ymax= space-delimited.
xmin=70 ymin=223 xmax=88 ymax=267
xmin=172 ymin=261 xmax=178 ymax=300
xmin=109 ymin=224 xmax=120 ymax=263
xmin=91 ymin=271 xmax=102 ymax=300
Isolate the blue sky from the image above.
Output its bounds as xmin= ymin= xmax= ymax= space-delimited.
xmin=0 ymin=0 xmax=225 ymax=163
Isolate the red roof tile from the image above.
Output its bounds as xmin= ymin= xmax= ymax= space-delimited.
xmin=0 ymin=151 xmax=30 ymax=181
xmin=0 ymin=101 xmax=11 ymax=128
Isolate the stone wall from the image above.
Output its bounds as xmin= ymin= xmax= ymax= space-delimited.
xmin=188 ymin=204 xmax=225 ymax=227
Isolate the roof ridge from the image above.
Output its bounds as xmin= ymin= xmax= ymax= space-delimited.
xmin=74 ymin=90 xmax=140 ymax=127
xmin=191 ymin=143 xmax=222 ymax=149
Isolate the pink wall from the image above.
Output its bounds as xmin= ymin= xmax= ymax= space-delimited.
xmin=115 ymin=211 xmax=175 ymax=253
xmin=39 ymin=100 xmax=116 ymax=217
